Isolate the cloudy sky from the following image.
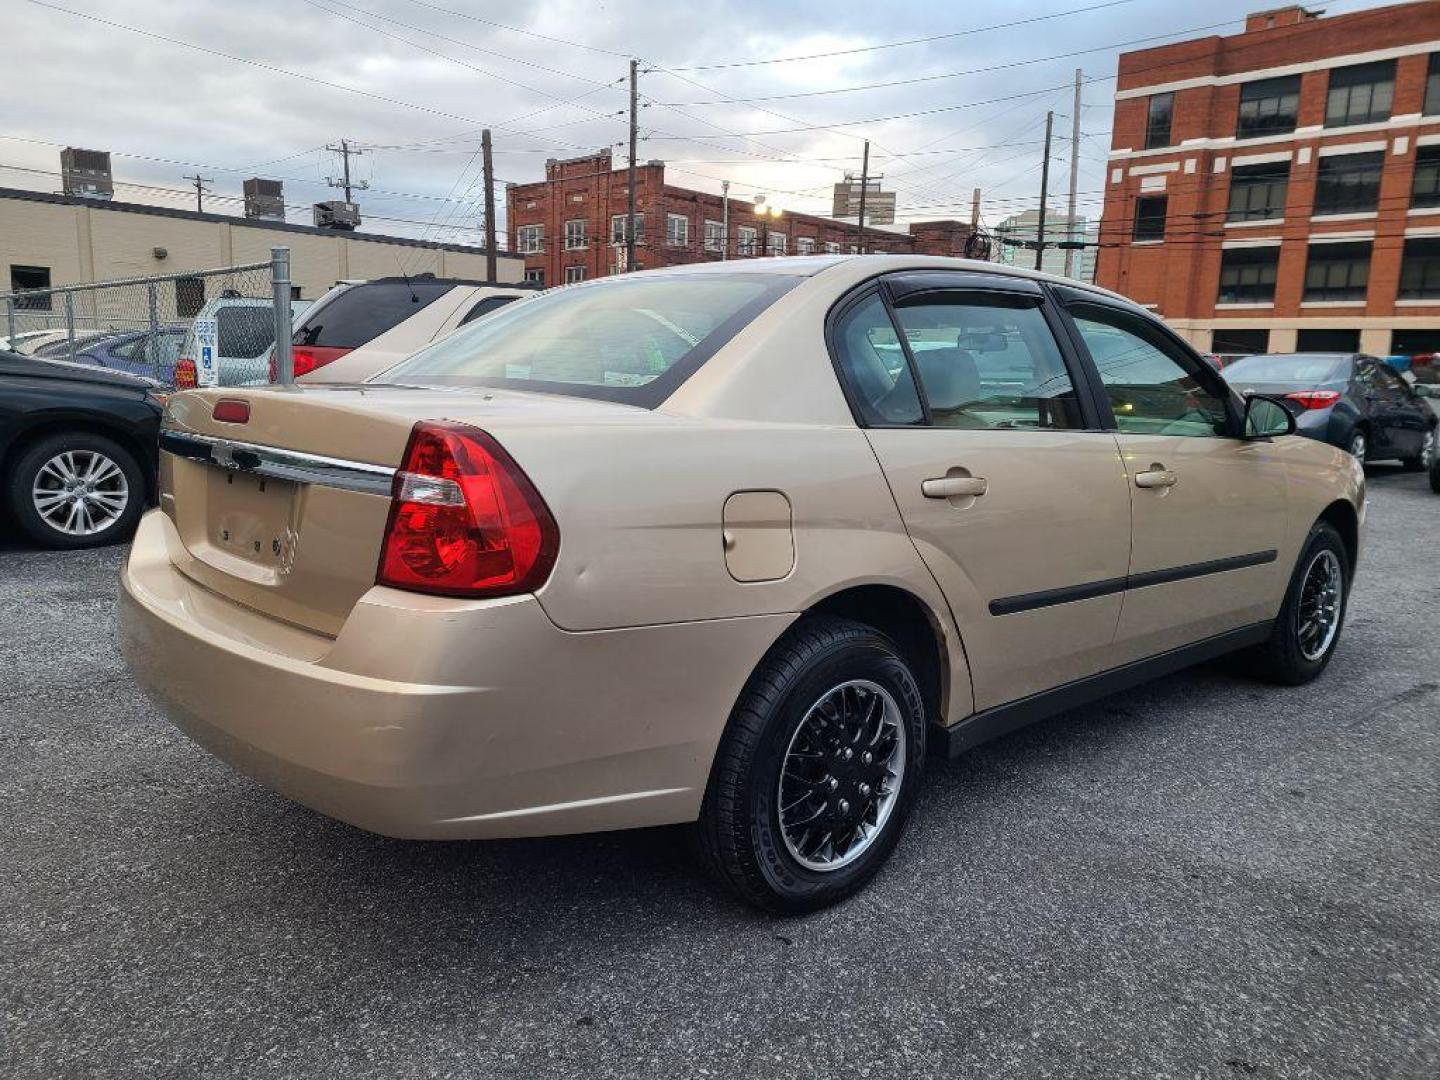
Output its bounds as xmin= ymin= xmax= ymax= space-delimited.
xmin=3 ymin=0 xmax=1388 ymax=245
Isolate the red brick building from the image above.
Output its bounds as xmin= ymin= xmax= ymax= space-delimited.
xmin=1095 ymin=2 xmax=1440 ymax=357
xmin=506 ymin=151 xmax=978 ymax=287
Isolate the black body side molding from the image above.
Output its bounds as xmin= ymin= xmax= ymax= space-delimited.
xmin=928 ymin=620 xmax=1274 ymax=758
xmin=988 ymin=550 xmax=1277 ymax=616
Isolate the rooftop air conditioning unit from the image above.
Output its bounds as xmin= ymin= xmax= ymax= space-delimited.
xmin=313 ymin=200 xmax=360 ymax=230
xmin=243 ymin=178 xmax=285 ymax=221
xmin=61 ymin=147 xmax=114 ymax=200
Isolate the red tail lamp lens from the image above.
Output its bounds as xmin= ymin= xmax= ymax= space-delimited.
xmin=212 ymin=399 xmax=250 ymax=424
xmin=1284 ymin=390 xmax=1341 ymax=410
xmin=377 ymin=422 xmax=559 ymax=598
xmin=175 ymin=359 xmax=197 ymax=389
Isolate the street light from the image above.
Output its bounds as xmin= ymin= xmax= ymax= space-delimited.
xmin=753 ymin=197 xmax=782 ymax=256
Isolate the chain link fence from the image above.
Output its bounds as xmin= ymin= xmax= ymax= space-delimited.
xmin=1 ymin=253 xmax=293 ymax=389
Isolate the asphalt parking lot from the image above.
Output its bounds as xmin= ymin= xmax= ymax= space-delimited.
xmin=2 ymin=466 xmax=1437 ymax=1080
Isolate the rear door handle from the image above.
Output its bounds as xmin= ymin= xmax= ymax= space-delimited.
xmin=922 ymin=475 xmax=988 ymax=499
xmin=1134 ymin=467 xmax=1177 ymax=489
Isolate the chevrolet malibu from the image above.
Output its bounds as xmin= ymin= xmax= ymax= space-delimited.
xmin=120 ymin=256 xmax=1363 ymax=911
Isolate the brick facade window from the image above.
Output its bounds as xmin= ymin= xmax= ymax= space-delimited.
xmin=524 ymin=268 xmax=545 ymax=286
xmin=564 ymin=219 xmax=587 ymax=250
xmin=1412 ymin=146 xmax=1440 ymax=208
xmin=1218 ymin=246 xmax=1280 ymax=303
xmin=1297 ymin=328 xmax=1360 ymax=352
xmin=666 ymin=213 xmax=689 ymax=248
xmin=610 ymin=213 xmax=645 ymax=245
xmin=517 ymin=224 xmax=544 ymax=254
xmin=767 ymin=232 xmax=787 ymax=256
xmin=1325 ymin=60 xmax=1396 ymax=128
xmin=1236 ymin=75 xmax=1301 ymax=139
xmin=1314 ymin=152 xmax=1383 ymax=214
xmin=1303 ymin=241 xmax=1371 ymax=301
xmin=564 ymin=265 xmax=585 ymax=284
xmin=1399 ymin=238 xmax=1440 ymax=299
xmin=703 ymin=219 xmax=724 ymax=253
xmin=1425 ymin=54 xmax=1440 ymax=116
xmin=1144 ymin=92 xmax=1174 ymax=149
xmin=796 ymin=237 xmax=815 ymax=255
xmin=1211 ymin=328 xmax=1270 ymax=354
xmin=1133 ymin=195 xmax=1167 ymax=241
xmin=825 ymin=241 xmax=841 ymax=254
xmin=737 ymin=226 xmax=757 ymax=255
xmin=1227 ymin=163 xmax=1290 ymax=221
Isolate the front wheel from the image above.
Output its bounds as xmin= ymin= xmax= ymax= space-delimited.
xmin=694 ymin=616 xmax=927 ymax=912
xmin=1347 ymin=429 xmax=1368 ymax=462
xmin=7 ymin=433 xmax=145 ymax=549
xmin=1245 ymin=522 xmax=1349 ymax=685
xmin=1401 ymin=427 xmax=1436 ymax=472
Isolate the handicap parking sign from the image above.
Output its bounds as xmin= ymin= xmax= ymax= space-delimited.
xmin=193 ymin=317 xmax=220 ymax=387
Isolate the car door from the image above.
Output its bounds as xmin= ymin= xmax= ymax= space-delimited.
xmin=1059 ymin=297 xmax=1290 ymax=661
xmin=1359 ymin=358 xmax=1424 ymax=458
xmin=831 ymin=273 xmax=1132 ymax=712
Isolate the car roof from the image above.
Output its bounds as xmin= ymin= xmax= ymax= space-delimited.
xmin=1247 ymin=353 xmax=1357 ymax=362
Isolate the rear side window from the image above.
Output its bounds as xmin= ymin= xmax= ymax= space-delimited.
xmin=295 ymin=281 xmax=455 ymax=349
xmin=831 ymin=293 xmax=924 ymax=426
xmin=458 ymin=294 xmax=519 ymax=326
xmin=382 ymin=273 xmax=798 ymax=406
xmin=217 ymin=307 xmax=275 ymax=358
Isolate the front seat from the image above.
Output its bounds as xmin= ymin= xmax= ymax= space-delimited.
xmin=913 ymin=345 xmax=980 ymax=412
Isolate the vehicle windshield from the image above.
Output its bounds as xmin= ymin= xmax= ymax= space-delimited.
xmin=379 ymin=273 xmax=800 ymax=406
xmin=1223 ymin=354 xmax=1347 ymax=384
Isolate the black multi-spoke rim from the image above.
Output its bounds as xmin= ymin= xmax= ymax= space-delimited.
xmin=777 ymin=679 xmax=906 ymax=872
xmin=1296 ymin=549 xmax=1343 ymax=662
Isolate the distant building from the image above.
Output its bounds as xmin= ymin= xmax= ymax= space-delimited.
xmin=505 ymin=150 xmax=978 ymax=288
xmin=993 ymin=209 xmax=1096 ymax=281
xmin=1095 ymin=2 xmax=1440 ymax=357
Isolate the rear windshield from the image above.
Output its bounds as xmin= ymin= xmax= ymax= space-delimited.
xmin=379 ymin=273 xmax=800 ymax=406
xmin=1224 ymin=354 xmax=1347 ymax=384
xmin=294 ymin=281 xmax=455 ymax=349
xmin=217 ymin=307 xmax=276 ymax=358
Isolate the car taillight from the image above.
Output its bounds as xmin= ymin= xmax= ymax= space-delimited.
xmin=175 ymin=358 xmax=197 ymax=389
xmin=377 ymin=422 xmax=559 ymax=598
xmin=1284 ymin=390 xmax=1341 ymax=410
xmin=270 ymin=346 xmax=351 ymax=381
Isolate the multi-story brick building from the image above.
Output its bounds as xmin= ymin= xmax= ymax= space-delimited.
xmin=1095 ymin=2 xmax=1440 ymax=358
xmin=506 ymin=151 xmax=978 ymax=287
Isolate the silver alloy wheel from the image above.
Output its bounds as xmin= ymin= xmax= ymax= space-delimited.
xmin=1348 ymin=431 xmax=1367 ymax=461
xmin=777 ymin=679 xmax=906 ymax=872
xmin=1296 ymin=548 xmax=1344 ymax=662
xmin=31 ymin=449 xmax=129 ymax=537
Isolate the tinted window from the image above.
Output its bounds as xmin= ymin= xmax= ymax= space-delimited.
xmin=10 ymin=264 xmax=51 ymax=310
xmin=1400 ymin=237 xmax=1440 ymax=299
xmin=832 ymin=293 xmax=924 ymax=426
xmin=1304 ymin=242 xmax=1371 ymax=302
xmin=458 ymin=295 xmax=519 ymax=326
xmin=1223 ymin=354 xmax=1346 ymax=383
xmin=295 ymin=281 xmax=455 ymax=349
xmin=1297 ymin=328 xmax=1360 ymax=352
xmin=1218 ymin=247 xmax=1279 ymax=304
xmin=1227 ymin=162 xmax=1289 ymax=221
xmin=1427 ymin=53 xmax=1440 ymax=116
xmin=1211 ymin=328 xmax=1269 ymax=355
xmin=217 ymin=307 xmax=276 ymax=358
xmin=1326 ymin=60 xmax=1395 ymax=127
xmin=382 ymin=273 xmax=798 ymax=407
xmin=1236 ymin=75 xmax=1301 ymax=139
xmin=1314 ymin=152 xmax=1383 ymax=214
xmin=1413 ymin=146 xmax=1440 ymax=209
xmin=1071 ymin=307 xmax=1229 ymax=437
xmin=1134 ymin=196 xmax=1167 ymax=241
xmin=891 ymin=295 xmax=1082 ymax=430
xmin=1145 ymin=93 xmax=1174 ymax=149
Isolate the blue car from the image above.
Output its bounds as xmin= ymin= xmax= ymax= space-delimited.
xmin=70 ymin=326 xmax=188 ymax=382
xmin=1223 ymin=352 xmax=1437 ymax=469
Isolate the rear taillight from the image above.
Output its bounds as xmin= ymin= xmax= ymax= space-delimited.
xmin=212 ymin=399 xmax=250 ymax=424
xmin=271 ymin=346 xmax=351 ymax=381
xmin=175 ymin=358 xmax=197 ymax=389
xmin=377 ymin=422 xmax=559 ymax=598
xmin=1284 ymin=390 xmax=1341 ymax=410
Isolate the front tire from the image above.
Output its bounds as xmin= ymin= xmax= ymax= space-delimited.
xmin=694 ymin=616 xmax=927 ymax=912
xmin=7 ymin=432 xmax=144 ymax=549
xmin=1401 ymin=427 xmax=1435 ymax=472
xmin=1246 ymin=522 xmax=1349 ymax=686
xmin=1347 ymin=428 xmax=1368 ymax=462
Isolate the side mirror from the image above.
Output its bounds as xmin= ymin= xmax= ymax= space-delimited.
xmin=1244 ymin=393 xmax=1296 ymax=439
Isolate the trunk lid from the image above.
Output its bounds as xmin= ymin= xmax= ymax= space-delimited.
xmin=159 ymin=384 xmax=640 ymax=636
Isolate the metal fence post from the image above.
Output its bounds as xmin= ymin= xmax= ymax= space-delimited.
xmin=64 ymin=292 xmax=75 ymax=358
xmin=271 ymin=246 xmax=293 ymax=386
xmin=5 ymin=297 xmax=15 ymax=350
xmin=146 ymin=282 xmax=159 ymax=376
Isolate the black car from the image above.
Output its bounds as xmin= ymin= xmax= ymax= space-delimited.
xmin=1222 ymin=352 xmax=1437 ymax=469
xmin=1 ymin=351 xmax=162 ymax=549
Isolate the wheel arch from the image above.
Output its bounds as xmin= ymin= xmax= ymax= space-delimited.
xmin=1317 ymin=498 xmax=1360 ymax=575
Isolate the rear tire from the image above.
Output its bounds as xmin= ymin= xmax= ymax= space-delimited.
xmin=694 ymin=616 xmax=926 ymax=913
xmin=1401 ymin=427 xmax=1435 ymax=472
xmin=1430 ymin=455 xmax=1440 ymax=494
xmin=1245 ymin=522 xmax=1349 ymax=686
xmin=6 ymin=432 xmax=144 ymax=550
xmin=1347 ymin=429 xmax=1368 ymax=462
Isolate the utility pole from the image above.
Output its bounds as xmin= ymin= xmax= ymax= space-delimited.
xmin=626 ymin=59 xmax=639 ymax=273
xmin=326 ymin=138 xmax=369 ymax=203
xmin=1035 ymin=111 xmax=1054 ymax=273
xmin=183 ymin=174 xmax=212 ymax=213
xmin=721 ymin=180 xmax=730 ymax=261
xmin=1064 ymin=69 xmax=1083 ymax=279
xmin=856 ymin=140 xmax=871 ymax=255
xmin=482 ymin=129 xmax=497 ymax=282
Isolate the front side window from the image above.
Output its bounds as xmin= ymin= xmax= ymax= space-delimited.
xmin=1070 ymin=306 xmax=1230 ymax=437
xmin=610 ymin=213 xmax=645 ymax=245
xmin=1134 ymin=195 xmax=1167 ymax=242
xmin=1412 ymin=146 xmax=1440 ymax=209
xmin=1227 ymin=162 xmax=1290 ymax=221
xmin=891 ymin=294 xmax=1083 ymax=430
xmin=831 ymin=293 xmax=924 ymax=426
xmin=703 ymin=219 xmax=724 ymax=253
xmin=1399 ymin=237 xmax=1440 ymax=299
xmin=1314 ymin=152 xmax=1383 ymax=215
xmin=516 ymin=224 xmax=544 ymax=254
xmin=737 ymin=226 xmax=758 ymax=255
xmin=1145 ymin=92 xmax=1174 ymax=149
xmin=666 ymin=213 xmax=689 ymax=248
xmin=1236 ymin=75 xmax=1301 ymax=139
xmin=1326 ymin=60 xmax=1395 ymax=128
xmin=564 ymin=219 xmax=587 ymax=250
xmin=1304 ymin=242 xmax=1371 ymax=302
xmin=382 ymin=272 xmax=798 ymax=406
xmin=1218 ymin=246 xmax=1280 ymax=304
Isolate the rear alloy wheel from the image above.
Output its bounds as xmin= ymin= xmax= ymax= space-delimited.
xmin=1245 ymin=521 xmax=1349 ymax=685
xmin=695 ymin=616 xmax=926 ymax=912
xmin=1347 ymin=430 xmax=1368 ymax=462
xmin=8 ymin=433 xmax=144 ymax=549
xmin=1401 ymin=427 xmax=1435 ymax=472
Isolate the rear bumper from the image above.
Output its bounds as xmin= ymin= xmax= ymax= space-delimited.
xmin=120 ymin=510 xmax=792 ymax=839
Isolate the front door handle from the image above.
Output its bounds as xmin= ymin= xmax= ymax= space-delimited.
xmin=1134 ymin=466 xmax=1178 ymax=489
xmin=922 ymin=475 xmax=988 ymax=499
